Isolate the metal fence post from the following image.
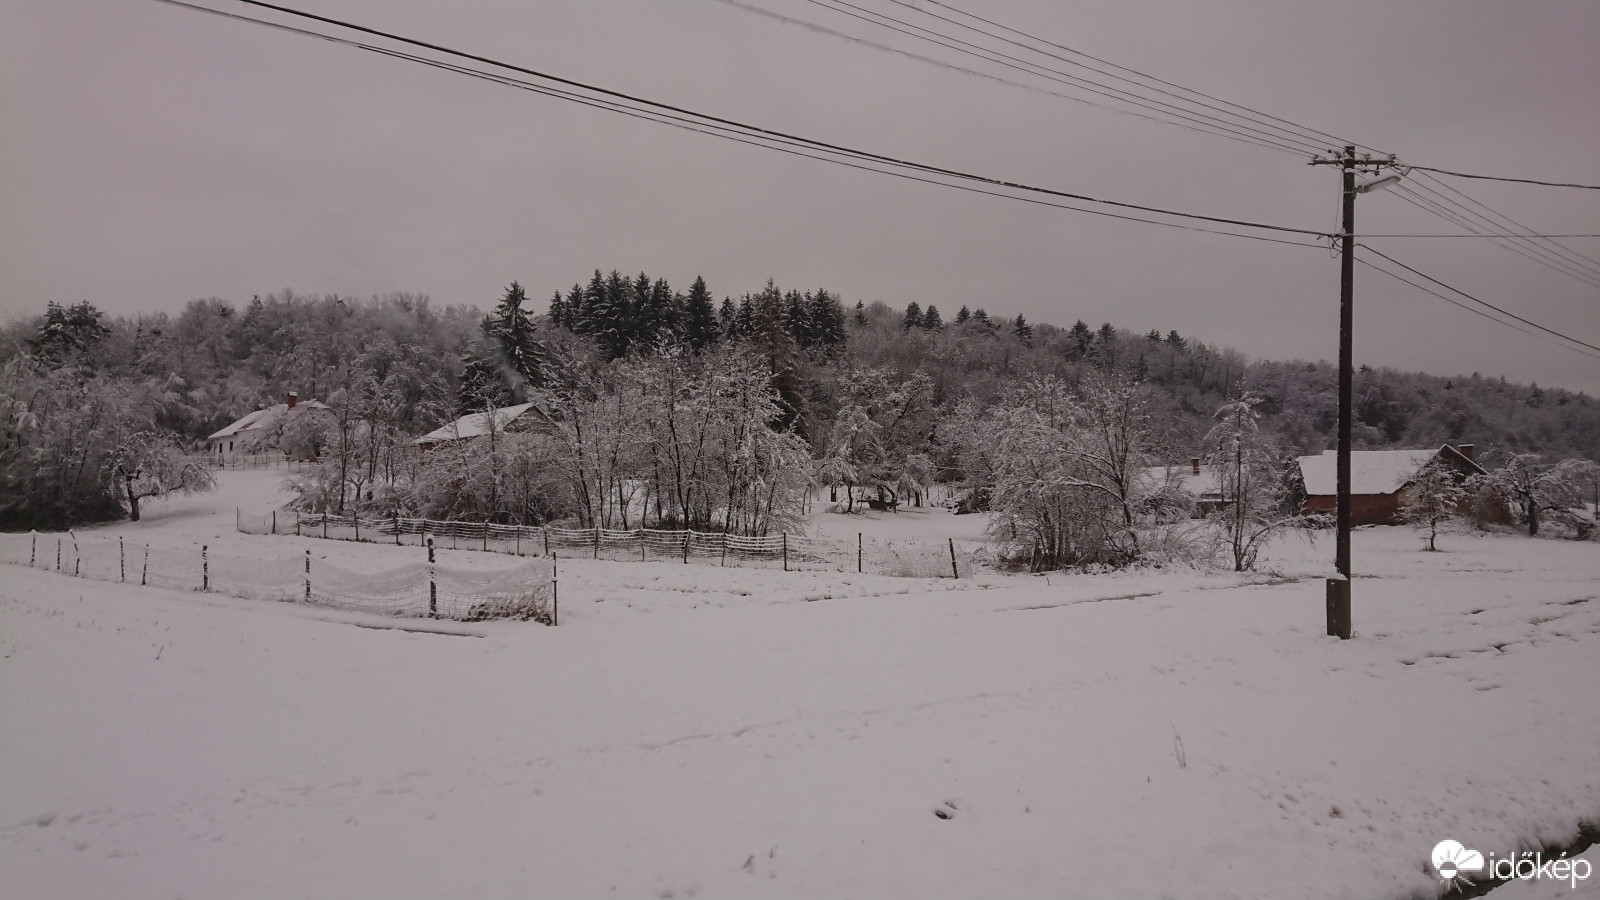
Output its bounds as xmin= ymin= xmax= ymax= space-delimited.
xmin=783 ymin=533 xmax=788 ymax=572
xmin=551 ymin=552 xmax=558 ymax=626
xmin=30 ymin=532 xmax=36 ymax=567
xmin=272 ymin=510 xmax=277 ymax=534
xmin=142 ymin=545 xmax=148 ymax=586
xmin=304 ymin=549 xmax=311 ymax=603
xmin=202 ymin=545 xmax=208 ymax=592
xmin=949 ymin=537 xmax=959 ymax=579
xmin=120 ymin=537 xmax=126 ymax=582
xmin=858 ymin=533 xmax=863 ymax=574
xmin=427 ymin=538 xmax=437 ymax=618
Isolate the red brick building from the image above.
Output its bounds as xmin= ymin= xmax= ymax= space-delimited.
xmin=1297 ymin=444 xmax=1488 ymax=526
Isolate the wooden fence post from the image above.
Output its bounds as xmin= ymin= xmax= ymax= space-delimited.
xmin=949 ymin=537 xmax=959 ymax=579
xmin=720 ymin=533 xmax=728 ymax=567
xmin=683 ymin=530 xmax=689 ymax=565
xmin=354 ymin=516 xmax=360 ymax=542
xmin=395 ymin=515 xmax=402 ymax=546
xmin=56 ymin=538 xmax=61 ymax=571
xmin=640 ymin=530 xmax=646 ymax=562
xmin=120 ymin=537 xmax=126 ymax=582
xmin=30 ymin=532 xmax=36 ymax=567
xmin=322 ymin=514 xmax=328 ymax=540
xmin=593 ymin=528 xmax=600 ymax=560
xmin=858 ymin=533 xmax=863 ymax=574
xmin=295 ymin=510 xmax=301 ymax=537
xmin=272 ymin=510 xmax=277 ymax=535
xmin=202 ymin=545 xmax=208 ymax=592
xmin=543 ymin=527 xmax=549 ymax=557
xmin=516 ymin=526 xmax=521 ymax=557
xmin=483 ymin=523 xmax=489 ymax=553
xmin=551 ymin=553 xmax=559 ymax=626
xmin=142 ymin=545 xmax=148 ymax=586
xmin=783 ymin=533 xmax=788 ymax=572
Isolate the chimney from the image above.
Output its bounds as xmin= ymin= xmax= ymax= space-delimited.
xmin=286 ymin=390 xmax=298 ymax=409
xmin=1191 ymin=457 xmax=1201 ymax=475
xmin=1457 ymin=443 xmax=1474 ymax=462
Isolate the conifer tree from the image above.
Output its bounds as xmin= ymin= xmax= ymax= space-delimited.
xmin=718 ymin=296 xmax=738 ymax=338
xmin=808 ymin=289 xmax=846 ymax=349
xmin=1011 ymin=314 xmax=1033 ymax=343
xmin=547 ymin=290 xmax=567 ymax=329
xmin=487 ymin=281 xmax=545 ymax=389
xmin=922 ymin=305 xmax=943 ymax=330
xmin=682 ymin=275 xmax=720 ymax=352
xmin=902 ymin=302 xmax=923 ymax=331
xmin=853 ymin=300 xmax=868 ymax=326
xmin=954 ymin=305 xmax=971 ymax=325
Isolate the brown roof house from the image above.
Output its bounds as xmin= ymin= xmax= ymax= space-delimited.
xmin=1295 ymin=444 xmax=1490 ymax=526
xmin=207 ymin=391 xmax=334 ymax=463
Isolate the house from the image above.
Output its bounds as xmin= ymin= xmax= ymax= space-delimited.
xmin=415 ymin=402 xmax=554 ymax=451
xmin=207 ymin=391 xmax=334 ymax=463
xmin=1146 ymin=457 xmax=1231 ymax=517
xmin=1295 ymin=443 xmax=1488 ymax=526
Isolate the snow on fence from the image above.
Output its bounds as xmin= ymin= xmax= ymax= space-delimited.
xmin=201 ymin=454 xmax=312 ymax=472
xmin=0 ymin=530 xmax=557 ymax=624
xmin=237 ymin=510 xmax=982 ymax=579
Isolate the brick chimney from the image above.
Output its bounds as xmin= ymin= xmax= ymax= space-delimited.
xmin=286 ymin=390 xmax=298 ymax=409
xmin=1191 ymin=457 xmax=1201 ymax=475
xmin=1457 ymin=443 xmax=1474 ymax=462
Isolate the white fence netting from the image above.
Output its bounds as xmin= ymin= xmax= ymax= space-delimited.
xmin=237 ymin=511 xmax=984 ymax=578
xmin=0 ymin=531 xmax=556 ymax=624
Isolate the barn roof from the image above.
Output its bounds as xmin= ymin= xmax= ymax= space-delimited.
xmin=415 ymin=402 xmax=547 ymax=445
xmin=1145 ymin=464 xmax=1222 ymax=498
xmin=1296 ymin=447 xmax=1467 ymax=497
xmin=207 ymin=399 xmax=331 ymax=440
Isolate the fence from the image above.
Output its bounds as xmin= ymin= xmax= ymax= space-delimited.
xmin=0 ymin=530 xmax=557 ymax=624
xmin=238 ymin=510 xmax=982 ymax=579
xmin=199 ymin=454 xmax=313 ymax=472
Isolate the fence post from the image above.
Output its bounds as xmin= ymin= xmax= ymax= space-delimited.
xmin=322 ymin=514 xmax=328 ymax=540
xmin=120 ymin=537 xmax=126 ymax=582
xmin=516 ymin=525 xmax=521 ymax=557
xmin=202 ymin=545 xmax=208 ymax=592
xmin=304 ymin=549 xmax=311 ymax=603
xmin=57 ymin=538 xmax=62 ymax=572
xmin=783 ymin=533 xmax=788 ymax=572
xmin=427 ymin=538 xmax=437 ymax=618
xmin=295 ymin=510 xmax=301 ymax=537
xmin=272 ymin=510 xmax=277 ymax=534
xmin=543 ymin=527 xmax=549 ymax=557
xmin=30 ymin=532 xmax=36 ymax=567
xmin=142 ymin=545 xmax=148 ymax=586
xmin=72 ymin=530 xmax=79 ymax=577
xmin=354 ymin=516 xmax=360 ymax=542
xmin=640 ymin=530 xmax=646 ymax=562
xmin=551 ymin=553 xmax=558 ymax=626
xmin=483 ymin=523 xmax=488 ymax=553
xmin=720 ymin=533 xmax=728 ymax=567
xmin=683 ymin=530 xmax=690 ymax=565
xmin=593 ymin=527 xmax=600 ymax=560
xmin=858 ymin=533 xmax=863 ymax=574
xmin=395 ymin=515 xmax=401 ymax=546
xmin=949 ymin=537 xmax=959 ymax=579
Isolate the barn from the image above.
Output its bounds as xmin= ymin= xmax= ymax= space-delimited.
xmin=1296 ymin=444 xmax=1487 ymax=526
xmin=414 ymin=402 xmax=555 ymax=451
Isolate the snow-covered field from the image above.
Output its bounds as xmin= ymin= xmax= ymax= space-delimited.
xmin=1 ymin=472 xmax=1596 ymax=898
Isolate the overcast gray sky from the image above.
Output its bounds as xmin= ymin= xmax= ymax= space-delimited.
xmin=2 ymin=0 xmax=1596 ymax=390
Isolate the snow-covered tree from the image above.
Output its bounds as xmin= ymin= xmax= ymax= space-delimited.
xmin=1399 ymin=459 xmax=1467 ymax=551
xmin=1204 ymin=396 xmax=1300 ymax=572
xmin=105 ymin=431 xmax=215 ymax=522
xmin=1474 ymin=454 xmax=1594 ymax=537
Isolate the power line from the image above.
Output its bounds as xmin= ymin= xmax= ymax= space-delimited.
xmin=1355 ymin=254 xmax=1600 ymax=360
xmin=1388 ymin=185 xmax=1600 ymax=290
xmin=711 ymin=0 xmax=1312 ymax=157
xmin=908 ymin=0 xmax=1386 ymax=157
xmin=1359 ymin=245 xmax=1600 ymax=353
xmin=788 ymin=0 xmax=1327 ymax=156
xmin=1412 ymin=171 xmax=1600 ymax=271
xmin=155 ymin=0 xmax=1333 ymax=241
xmin=1407 ymin=165 xmax=1600 ymax=191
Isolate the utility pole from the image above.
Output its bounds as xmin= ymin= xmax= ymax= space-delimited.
xmin=1309 ymin=146 xmax=1402 ymax=641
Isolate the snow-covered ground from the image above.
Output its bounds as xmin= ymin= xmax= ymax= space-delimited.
xmin=1 ymin=472 xmax=1596 ymax=898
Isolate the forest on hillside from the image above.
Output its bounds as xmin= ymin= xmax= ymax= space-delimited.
xmin=3 ymin=274 xmax=1596 ymax=552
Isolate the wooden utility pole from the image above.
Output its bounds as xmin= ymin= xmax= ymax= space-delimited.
xmin=1309 ymin=146 xmax=1402 ymax=641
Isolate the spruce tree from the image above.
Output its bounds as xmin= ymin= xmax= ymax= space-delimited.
xmin=902 ymin=302 xmax=923 ymax=331
xmin=785 ymin=290 xmax=812 ymax=347
xmin=548 ymin=290 xmax=566 ymax=329
xmin=683 ymin=276 xmax=720 ymax=352
xmin=488 ymin=281 xmax=545 ymax=388
xmin=922 ymin=305 xmax=943 ymax=329
xmin=718 ymin=296 xmax=738 ymax=338
xmin=1012 ymin=314 xmax=1033 ymax=343
xmin=808 ymin=288 xmax=846 ymax=350
xmin=853 ymin=300 xmax=868 ymax=326
xmin=954 ymin=305 xmax=971 ymax=325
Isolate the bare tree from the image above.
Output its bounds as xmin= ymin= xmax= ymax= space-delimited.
xmin=1204 ymin=396 xmax=1300 ymax=572
xmin=106 ymin=431 xmax=215 ymax=522
xmin=1474 ymin=454 xmax=1594 ymax=537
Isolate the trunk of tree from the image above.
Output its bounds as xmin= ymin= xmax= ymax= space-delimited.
xmin=1527 ymin=498 xmax=1539 ymax=536
xmin=124 ymin=473 xmax=141 ymax=522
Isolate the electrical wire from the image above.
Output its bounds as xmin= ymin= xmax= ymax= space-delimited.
xmin=788 ymin=0 xmax=1326 ymax=156
xmin=1359 ymin=246 xmax=1600 ymax=353
xmin=1355 ymin=254 xmax=1600 ymax=360
xmin=1411 ymin=171 xmax=1600 ymax=271
xmin=907 ymin=0 xmax=1386 ymax=157
xmin=153 ymin=0 xmax=1334 ymax=240
xmin=1406 ymin=165 xmax=1600 ymax=191
xmin=1387 ymin=185 xmax=1600 ymax=289
xmin=711 ymin=0 xmax=1310 ymax=158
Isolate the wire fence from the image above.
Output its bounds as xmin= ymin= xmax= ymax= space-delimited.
xmin=0 ymin=530 xmax=557 ymax=624
xmin=198 ymin=454 xmax=314 ymax=471
xmin=238 ymin=510 xmax=984 ymax=579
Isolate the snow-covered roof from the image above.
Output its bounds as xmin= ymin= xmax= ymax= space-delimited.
xmin=1296 ymin=448 xmax=1441 ymax=497
xmin=416 ymin=402 xmax=545 ymax=445
xmin=207 ymin=400 xmax=331 ymax=441
xmin=1145 ymin=464 xmax=1223 ymax=498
